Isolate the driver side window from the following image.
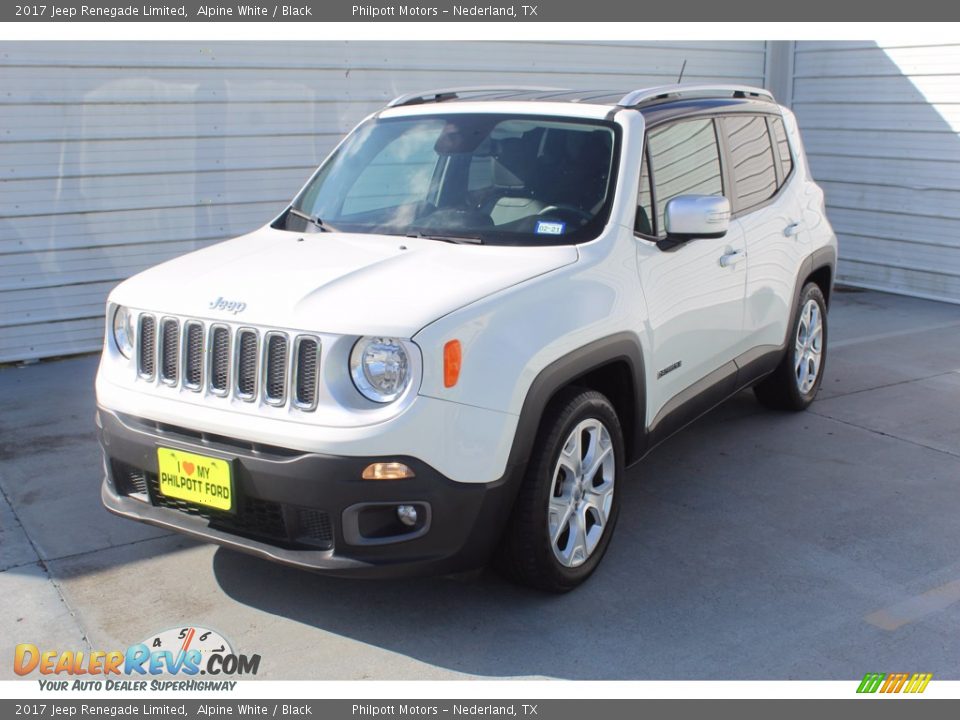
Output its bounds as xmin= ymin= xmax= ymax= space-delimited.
xmin=646 ymin=118 xmax=724 ymax=238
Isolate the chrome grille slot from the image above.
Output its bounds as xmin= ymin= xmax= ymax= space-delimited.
xmin=236 ymin=329 xmax=259 ymax=400
xmin=294 ymin=336 xmax=320 ymax=410
xmin=160 ymin=318 xmax=180 ymax=385
xmin=138 ymin=314 xmax=156 ymax=378
xmin=263 ymin=333 xmax=288 ymax=405
xmin=209 ymin=325 xmax=231 ymax=395
xmin=139 ymin=316 xmax=321 ymax=412
xmin=183 ymin=322 xmax=204 ymax=390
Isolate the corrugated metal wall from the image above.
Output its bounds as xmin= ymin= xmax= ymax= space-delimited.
xmin=793 ymin=41 xmax=960 ymax=304
xmin=0 ymin=41 xmax=767 ymax=363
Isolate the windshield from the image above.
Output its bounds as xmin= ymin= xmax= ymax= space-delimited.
xmin=284 ymin=113 xmax=620 ymax=246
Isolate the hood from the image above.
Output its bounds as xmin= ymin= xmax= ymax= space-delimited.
xmin=110 ymin=226 xmax=579 ymax=337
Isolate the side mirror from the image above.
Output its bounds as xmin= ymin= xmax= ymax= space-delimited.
xmin=657 ymin=195 xmax=730 ymax=251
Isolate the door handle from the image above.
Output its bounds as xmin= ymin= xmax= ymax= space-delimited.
xmin=719 ymin=250 xmax=746 ymax=268
xmin=783 ymin=221 xmax=802 ymax=237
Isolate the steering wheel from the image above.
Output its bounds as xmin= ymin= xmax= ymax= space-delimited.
xmin=537 ymin=204 xmax=593 ymax=224
xmin=417 ymin=206 xmax=494 ymax=229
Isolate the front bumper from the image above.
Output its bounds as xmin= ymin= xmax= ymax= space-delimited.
xmin=98 ymin=408 xmax=517 ymax=578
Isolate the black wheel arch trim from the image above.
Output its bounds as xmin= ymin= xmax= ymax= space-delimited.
xmin=789 ymin=245 xmax=836 ymax=339
xmin=506 ymin=332 xmax=647 ymax=476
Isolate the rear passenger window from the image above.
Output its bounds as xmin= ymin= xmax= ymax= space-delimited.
xmin=647 ymin=118 xmax=724 ymax=238
xmin=769 ymin=116 xmax=793 ymax=181
xmin=724 ymin=115 xmax=778 ymax=212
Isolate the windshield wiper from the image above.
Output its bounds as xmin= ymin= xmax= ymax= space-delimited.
xmin=405 ymin=232 xmax=483 ymax=245
xmin=288 ymin=207 xmax=330 ymax=232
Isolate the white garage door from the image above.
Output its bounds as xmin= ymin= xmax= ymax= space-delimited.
xmin=793 ymin=41 xmax=960 ymax=305
xmin=0 ymin=41 xmax=767 ymax=363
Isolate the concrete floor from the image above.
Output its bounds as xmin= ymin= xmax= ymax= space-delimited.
xmin=1 ymin=288 xmax=959 ymax=680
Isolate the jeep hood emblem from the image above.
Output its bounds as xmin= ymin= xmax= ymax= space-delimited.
xmin=209 ymin=296 xmax=247 ymax=315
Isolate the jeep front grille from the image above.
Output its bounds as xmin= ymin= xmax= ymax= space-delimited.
xmin=136 ymin=314 xmax=321 ymax=411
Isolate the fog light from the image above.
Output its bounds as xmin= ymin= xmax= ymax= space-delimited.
xmin=396 ymin=505 xmax=418 ymax=527
xmin=361 ymin=462 xmax=415 ymax=480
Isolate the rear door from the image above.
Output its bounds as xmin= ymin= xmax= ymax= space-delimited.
xmin=721 ymin=113 xmax=810 ymax=353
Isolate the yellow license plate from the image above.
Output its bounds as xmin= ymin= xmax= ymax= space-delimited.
xmin=156 ymin=448 xmax=233 ymax=511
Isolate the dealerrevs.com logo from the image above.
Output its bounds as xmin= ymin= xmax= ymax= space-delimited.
xmin=857 ymin=672 xmax=933 ymax=694
xmin=14 ymin=626 xmax=260 ymax=691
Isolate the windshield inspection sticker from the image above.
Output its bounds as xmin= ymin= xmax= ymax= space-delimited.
xmin=535 ymin=220 xmax=566 ymax=235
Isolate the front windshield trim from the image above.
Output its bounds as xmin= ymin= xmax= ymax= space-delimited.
xmin=284 ymin=112 xmax=623 ymax=247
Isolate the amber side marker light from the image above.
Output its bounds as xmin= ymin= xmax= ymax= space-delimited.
xmin=444 ymin=340 xmax=462 ymax=388
xmin=361 ymin=462 xmax=415 ymax=480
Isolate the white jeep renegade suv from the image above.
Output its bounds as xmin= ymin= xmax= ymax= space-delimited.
xmin=97 ymin=84 xmax=837 ymax=592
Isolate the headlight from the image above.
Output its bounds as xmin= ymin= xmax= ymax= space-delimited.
xmin=350 ymin=337 xmax=411 ymax=403
xmin=112 ymin=305 xmax=134 ymax=359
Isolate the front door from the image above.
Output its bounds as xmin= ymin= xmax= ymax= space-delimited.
xmin=635 ymin=117 xmax=749 ymax=424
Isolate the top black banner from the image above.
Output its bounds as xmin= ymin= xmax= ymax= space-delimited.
xmin=5 ymin=0 xmax=960 ymax=21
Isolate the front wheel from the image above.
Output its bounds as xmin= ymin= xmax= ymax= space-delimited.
xmin=754 ymin=282 xmax=828 ymax=411
xmin=497 ymin=388 xmax=623 ymax=592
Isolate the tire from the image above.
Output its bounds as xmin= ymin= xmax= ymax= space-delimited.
xmin=497 ymin=387 xmax=624 ymax=593
xmin=754 ymin=282 xmax=828 ymax=411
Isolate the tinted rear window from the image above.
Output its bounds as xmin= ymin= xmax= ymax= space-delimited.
xmin=724 ymin=115 xmax=778 ymax=212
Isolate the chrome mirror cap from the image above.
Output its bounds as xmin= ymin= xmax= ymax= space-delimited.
xmin=664 ymin=195 xmax=731 ymax=240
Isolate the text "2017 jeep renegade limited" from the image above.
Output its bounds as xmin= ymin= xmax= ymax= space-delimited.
xmin=97 ymin=85 xmax=836 ymax=591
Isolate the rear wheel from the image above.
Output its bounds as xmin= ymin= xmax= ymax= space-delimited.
xmin=754 ymin=282 xmax=828 ymax=411
xmin=497 ymin=388 xmax=623 ymax=592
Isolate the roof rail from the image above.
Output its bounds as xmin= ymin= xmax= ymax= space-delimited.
xmin=617 ymin=84 xmax=775 ymax=108
xmin=386 ymin=85 xmax=567 ymax=108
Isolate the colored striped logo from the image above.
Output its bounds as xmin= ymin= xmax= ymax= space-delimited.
xmin=857 ymin=672 xmax=932 ymax=694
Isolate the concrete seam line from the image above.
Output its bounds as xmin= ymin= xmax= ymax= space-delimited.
xmin=42 ymin=530 xmax=178 ymax=565
xmin=813 ymin=370 xmax=957 ymax=401
xmin=0 ymin=475 xmax=93 ymax=654
xmin=831 ymin=319 xmax=960 ymax=349
xmin=809 ymin=411 xmax=960 ymax=460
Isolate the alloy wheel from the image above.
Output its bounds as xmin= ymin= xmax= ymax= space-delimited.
xmin=547 ymin=418 xmax=616 ymax=568
xmin=794 ymin=298 xmax=824 ymax=394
